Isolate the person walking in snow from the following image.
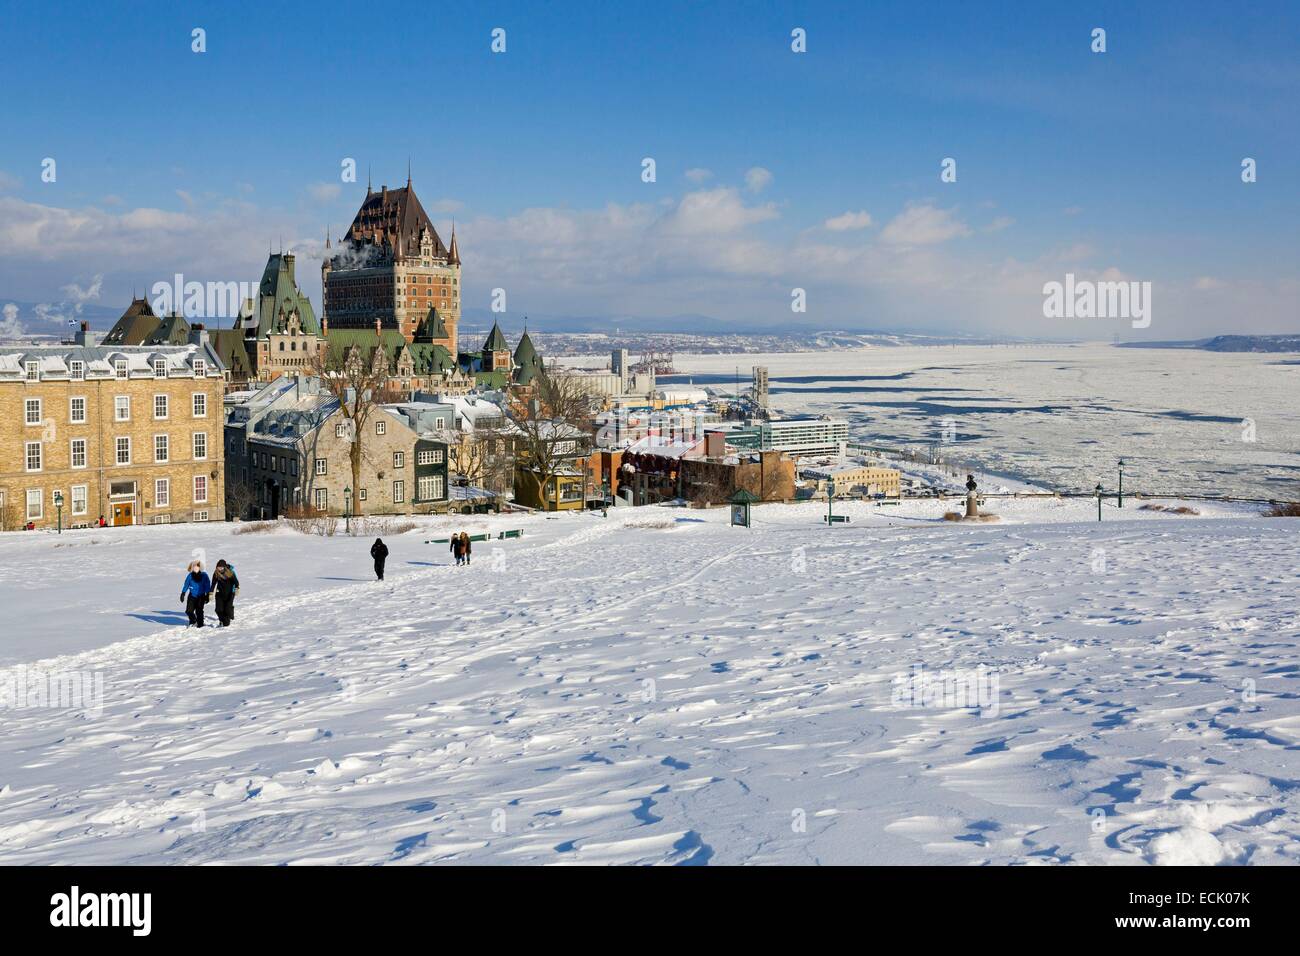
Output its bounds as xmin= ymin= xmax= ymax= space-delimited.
xmin=180 ymin=560 xmax=212 ymax=628
xmin=370 ymin=537 xmax=389 ymax=580
xmin=460 ymin=531 xmax=472 ymax=566
xmin=451 ymin=532 xmax=464 ymax=566
xmin=212 ymin=559 xmax=239 ymax=627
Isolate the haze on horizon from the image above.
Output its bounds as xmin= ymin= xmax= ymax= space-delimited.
xmin=0 ymin=0 xmax=1296 ymax=341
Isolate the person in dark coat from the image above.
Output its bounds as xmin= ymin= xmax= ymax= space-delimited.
xmin=180 ymin=560 xmax=212 ymax=628
xmin=370 ymin=537 xmax=389 ymax=580
xmin=451 ymin=533 xmax=464 ymax=566
xmin=212 ymin=559 xmax=240 ymax=626
xmin=460 ymin=531 xmax=472 ymax=566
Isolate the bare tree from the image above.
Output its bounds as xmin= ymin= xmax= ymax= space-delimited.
xmin=505 ymin=370 xmax=594 ymax=506
xmin=448 ymin=422 xmax=516 ymax=496
xmin=225 ymin=474 xmax=258 ymax=521
xmin=310 ymin=338 xmax=391 ymax=516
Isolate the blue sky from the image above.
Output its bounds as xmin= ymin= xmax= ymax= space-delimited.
xmin=0 ymin=0 xmax=1296 ymax=338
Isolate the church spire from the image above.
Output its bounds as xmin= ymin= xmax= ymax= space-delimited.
xmin=448 ymin=220 xmax=461 ymax=265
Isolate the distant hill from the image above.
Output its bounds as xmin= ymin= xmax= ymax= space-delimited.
xmin=1118 ymin=334 xmax=1300 ymax=353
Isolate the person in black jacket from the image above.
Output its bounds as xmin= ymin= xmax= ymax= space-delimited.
xmin=212 ymin=559 xmax=240 ymax=626
xmin=371 ymin=538 xmax=389 ymax=580
xmin=450 ymin=533 xmax=464 ymax=566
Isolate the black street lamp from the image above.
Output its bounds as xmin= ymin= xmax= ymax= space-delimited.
xmin=53 ymin=490 xmax=63 ymax=534
xmin=1117 ymin=458 xmax=1125 ymax=509
xmin=344 ymin=486 xmax=352 ymax=534
xmin=1095 ymin=483 xmax=1103 ymax=522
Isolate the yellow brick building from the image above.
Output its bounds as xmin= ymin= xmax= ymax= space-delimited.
xmin=0 ymin=343 xmax=226 ymax=530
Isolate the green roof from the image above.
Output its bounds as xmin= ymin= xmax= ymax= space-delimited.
xmin=210 ymin=330 xmax=252 ymax=378
xmin=483 ymin=321 xmax=508 ymax=353
xmin=248 ymin=253 xmax=320 ymax=339
xmin=513 ymin=331 xmax=537 ymax=364
xmin=325 ymin=329 xmax=455 ymax=376
xmin=413 ymin=306 xmax=449 ymax=343
xmin=474 ymin=369 xmax=510 ymax=390
xmin=142 ymin=314 xmax=191 ymax=346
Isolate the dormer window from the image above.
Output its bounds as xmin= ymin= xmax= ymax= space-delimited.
xmin=114 ymin=359 xmax=128 ymax=379
xmin=193 ymin=359 xmax=206 ymax=377
xmin=154 ymin=358 xmax=168 ymax=378
xmin=24 ymin=361 xmax=39 ymax=381
xmin=69 ymin=360 xmax=84 ymax=380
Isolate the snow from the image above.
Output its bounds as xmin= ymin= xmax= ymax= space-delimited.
xmin=0 ymin=496 xmax=1297 ymax=865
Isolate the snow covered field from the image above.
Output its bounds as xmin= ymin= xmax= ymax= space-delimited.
xmin=1 ymin=498 xmax=1298 ymax=865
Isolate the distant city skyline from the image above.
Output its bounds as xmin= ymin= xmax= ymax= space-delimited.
xmin=1 ymin=0 xmax=1297 ymax=340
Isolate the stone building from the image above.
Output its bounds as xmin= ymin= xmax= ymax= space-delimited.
xmin=224 ymin=376 xmax=451 ymax=519
xmin=0 ymin=341 xmax=227 ymax=529
xmin=322 ymin=175 xmax=461 ymax=351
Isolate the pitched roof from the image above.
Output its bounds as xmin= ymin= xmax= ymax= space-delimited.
xmin=210 ymin=330 xmax=252 ymax=378
xmin=413 ymin=306 xmax=449 ymax=343
xmin=325 ymin=329 xmax=455 ymax=376
xmin=513 ymin=330 xmax=537 ymax=364
xmin=483 ymin=321 xmax=509 ymax=353
xmin=244 ymin=253 xmax=320 ymax=340
xmin=143 ymin=313 xmax=191 ymax=346
xmin=343 ymin=180 xmax=448 ymax=260
xmin=103 ymin=298 xmax=161 ymax=345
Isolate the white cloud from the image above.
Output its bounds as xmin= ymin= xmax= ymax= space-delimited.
xmin=1193 ymin=276 xmax=1226 ymax=291
xmin=879 ymin=203 xmax=972 ymax=246
xmin=824 ymin=210 xmax=873 ymax=232
xmin=983 ymin=216 xmax=1014 ymax=233
xmin=744 ymin=167 xmax=773 ymax=193
xmin=684 ymin=168 xmax=713 ymax=184
xmin=654 ymin=188 xmax=778 ymax=237
xmin=175 ymin=189 xmax=195 ymax=209
xmin=307 ymin=182 xmax=342 ymax=203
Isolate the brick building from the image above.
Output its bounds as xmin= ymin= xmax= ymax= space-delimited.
xmin=0 ymin=341 xmax=227 ymax=529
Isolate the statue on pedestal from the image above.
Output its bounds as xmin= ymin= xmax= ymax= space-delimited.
xmin=965 ymin=473 xmax=979 ymax=518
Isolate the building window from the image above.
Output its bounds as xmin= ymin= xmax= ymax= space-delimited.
xmin=335 ymin=422 xmax=346 ymax=438
xmin=193 ymin=510 xmax=209 ymax=522
xmin=417 ymin=475 xmax=444 ymax=501
xmin=69 ymin=396 xmax=86 ymax=423
xmin=154 ymin=359 xmax=167 ymax=378
xmin=69 ymin=360 xmax=84 ymax=381
xmin=193 ymin=359 xmax=206 ymax=377
xmin=154 ymin=394 xmax=169 ymax=419
xmin=392 ymin=480 xmax=405 ymax=504
xmin=25 ymin=441 xmax=42 ymax=472
xmin=25 ymin=361 xmax=39 ymax=381
xmin=155 ymin=478 xmax=170 ymax=507
xmin=115 ymin=436 xmax=131 ymax=465
xmin=375 ymin=420 xmax=386 ymax=436
xmin=290 ymin=459 xmax=298 ymax=477
xmin=71 ymin=484 xmax=88 ymax=516
xmin=71 ymin=438 xmax=86 ymax=469
xmin=358 ymin=488 xmax=367 ymax=502
xmin=26 ymin=489 xmax=43 ymax=520
xmin=393 ymin=451 xmax=404 ymax=468
xmin=314 ymin=488 xmax=328 ymax=512
xmin=25 ymin=398 xmax=42 ymax=425
xmin=114 ymin=359 xmax=128 ymax=379
xmin=154 ymin=434 xmax=169 ymax=463
xmin=192 ymin=393 xmax=207 ymax=417
xmin=417 ymin=448 xmax=444 ymax=465
xmin=193 ymin=432 xmax=207 ymax=460
xmin=114 ymin=395 xmax=130 ymax=421
xmin=193 ymin=475 xmax=208 ymax=504
xmin=314 ymin=458 xmax=327 ymax=476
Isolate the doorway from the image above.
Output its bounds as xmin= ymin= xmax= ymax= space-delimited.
xmin=112 ymin=501 xmax=134 ymax=526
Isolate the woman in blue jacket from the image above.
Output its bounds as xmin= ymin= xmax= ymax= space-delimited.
xmin=180 ymin=560 xmax=212 ymax=628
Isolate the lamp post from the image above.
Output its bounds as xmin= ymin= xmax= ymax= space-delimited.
xmin=1095 ymin=483 xmax=1103 ymax=522
xmin=827 ymin=486 xmax=834 ymax=525
xmin=1117 ymin=458 xmax=1125 ymax=509
xmin=53 ymin=490 xmax=63 ymax=534
xmin=344 ymin=486 xmax=352 ymax=534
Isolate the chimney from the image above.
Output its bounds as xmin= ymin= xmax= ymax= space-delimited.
xmin=284 ymin=252 xmax=295 ymax=285
xmin=74 ymin=320 xmax=91 ymax=346
xmin=189 ymin=324 xmax=210 ymax=347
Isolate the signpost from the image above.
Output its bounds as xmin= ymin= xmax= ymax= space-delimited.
xmin=730 ymin=489 xmax=757 ymax=528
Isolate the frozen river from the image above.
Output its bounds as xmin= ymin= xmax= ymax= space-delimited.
xmin=663 ymin=344 xmax=1300 ymax=499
